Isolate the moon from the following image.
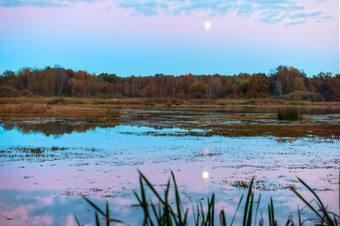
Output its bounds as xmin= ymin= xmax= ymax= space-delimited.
xmin=202 ymin=171 xmax=209 ymax=179
xmin=204 ymin=21 xmax=211 ymax=30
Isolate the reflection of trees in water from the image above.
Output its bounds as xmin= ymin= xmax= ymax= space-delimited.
xmin=2 ymin=120 xmax=115 ymax=136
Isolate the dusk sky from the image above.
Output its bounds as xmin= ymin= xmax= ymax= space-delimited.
xmin=0 ymin=0 xmax=338 ymax=77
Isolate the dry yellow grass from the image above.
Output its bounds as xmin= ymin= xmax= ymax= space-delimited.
xmin=0 ymin=103 xmax=120 ymax=119
xmin=199 ymin=124 xmax=340 ymax=138
xmin=1 ymin=97 xmax=340 ymax=108
xmin=0 ymin=103 xmax=48 ymax=114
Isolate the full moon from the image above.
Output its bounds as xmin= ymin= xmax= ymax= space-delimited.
xmin=202 ymin=171 xmax=209 ymax=179
xmin=204 ymin=21 xmax=211 ymax=30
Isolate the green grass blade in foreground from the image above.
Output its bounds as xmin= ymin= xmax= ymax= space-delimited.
xmin=138 ymin=175 xmax=152 ymax=225
xmin=82 ymin=196 xmax=124 ymax=224
xmin=82 ymin=196 xmax=106 ymax=216
xmin=171 ymin=171 xmax=184 ymax=225
xmin=105 ymin=201 xmax=109 ymax=226
xmin=205 ymin=193 xmax=215 ymax=225
xmin=95 ymin=212 xmax=100 ymax=226
xmin=246 ymin=193 xmax=254 ymax=226
xmin=219 ymin=209 xmax=227 ymax=226
xmin=291 ymin=177 xmax=336 ymax=225
xmin=183 ymin=208 xmax=189 ymax=225
xmin=297 ymin=177 xmax=334 ymax=225
xmin=285 ymin=215 xmax=294 ymax=226
xmin=73 ymin=212 xmax=81 ymax=226
xmin=243 ymin=178 xmax=254 ymax=226
xmin=254 ymin=194 xmax=261 ymax=225
xmin=164 ymin=179 xmax=172 ymax=225
xmin=210 ymin=193 xmax=215 ymax=226
xmin=199 ymin=201 xmax=205 ymax=225
xmin=297 ymin=206 xmax=302 ymax=226
xmin=150 ymin=200 xmax=161 ymax=224
xmin=290 ymin=187 xmax=323 ymax=220
xmin=268 ymin=197 xmax=276 ymax=226
xmin=138 ymin=170 xmax=166 ymax=205
xmin=230 ymin=194 xmax=244 ymax=225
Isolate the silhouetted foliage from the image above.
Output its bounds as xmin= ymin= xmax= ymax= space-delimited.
xmin=0 ymin=65 xmax=339 ymax=101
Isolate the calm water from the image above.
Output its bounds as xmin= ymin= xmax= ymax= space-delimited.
xmin=0 ymin=107 xmax=339 ymax=225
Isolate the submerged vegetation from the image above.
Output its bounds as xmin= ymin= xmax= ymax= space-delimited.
xmin=76 ymin=171 xmax=339 ymax=226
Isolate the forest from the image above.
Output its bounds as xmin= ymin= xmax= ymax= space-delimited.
xmin=0 ymin=65 xmax=339 ymax=101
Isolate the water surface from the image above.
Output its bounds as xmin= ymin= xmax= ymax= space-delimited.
xmin=0 ymin=107 xmax=339 ymax=225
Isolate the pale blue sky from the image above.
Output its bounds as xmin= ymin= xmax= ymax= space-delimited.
xmin=0 ymin=0 xmax=338 ymax=76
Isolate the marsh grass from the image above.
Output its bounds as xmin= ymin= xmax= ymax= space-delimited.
xmin=0 ymin=103 xmax=120 ymax=119
xmin=76 ymin=171 xmax=339 ymax=225
xmin=277 ymin=107 xmax=303 ymax=120
xmin=0 ymin=103 xmax=48 ymax=114
xmin=3 ymin=96 xmax=334 ymax=107
xmin=48 ymin=97 xmax=67 ymax=105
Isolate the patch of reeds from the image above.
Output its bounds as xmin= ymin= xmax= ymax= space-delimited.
xmin=0 ymin=103 xmax=48 ymax=114
xmin=76 ymin=171 xmax=339 ymax=226
xmin=277 ymin=107 xmax=303 ymax=120
xmin=0 ymin=103 xmax=120 ymax=119
xmin=48 ymin=97 xmax=67 ymax=105
xmin=243 ymin=98 xmax=287 ymax=106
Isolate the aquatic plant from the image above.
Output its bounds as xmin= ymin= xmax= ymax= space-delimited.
xmin=0 ymin=103 xmax=48 ymax=114
xmin=277 ymin=107 xmax=303 ymax=120
xmin=75 ymin=171 xmax=339 ymax=226
xmin=48 ymin=97 xmax=67 ymax=105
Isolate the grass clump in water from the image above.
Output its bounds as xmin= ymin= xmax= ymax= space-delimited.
xmin=48 ymin=97 xmax=67 ymax=105
xmin=277 ymin=107 xmax=303 ymax=120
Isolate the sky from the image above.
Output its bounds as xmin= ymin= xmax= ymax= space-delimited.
xmin=0 ymin=0 xmax=339 ymax=77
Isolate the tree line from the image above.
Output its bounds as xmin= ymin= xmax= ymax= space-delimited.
xmin=0 ymin=65 xmax=339 ymax=101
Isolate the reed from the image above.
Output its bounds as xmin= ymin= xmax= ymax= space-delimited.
xmin=76 ymin=172 xmax=339 ymax=226
xmin=0 ymin=103 xmax=47 ymax=114
xmin=277 ymin=107 xmax=303 ymax=120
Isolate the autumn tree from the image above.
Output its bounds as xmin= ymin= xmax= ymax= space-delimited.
xmin=270 ymin=66 xmax=307 ymax=96
xmin=189 ymin=80 xmax=211 ymax=98
xmin=1 ymin=65 xmax=340 ymax=101
xmin=310 ymin=72 xmax=332 ymax=101
xmin=329 ymin=74 xmax=340 ymax=101
xmin=247 ymin=73 xmax=270 ymax=98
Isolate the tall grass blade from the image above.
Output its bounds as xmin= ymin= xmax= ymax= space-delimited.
xmin=137 ymin=175 xmax=152 ymax=226
xmin=82 ymin=196 xmax=106 ymax=216
xmin=285 ymin=215 xmax=294 ymax=226
xmin=297 ymin=177 xmax=334 ymax=225
xmin=259 ymin=210 xmax=264 ymax=226
xmin=290 ymin=187 xmax=323 ymax=220
xmin=199 ymin=201 xmax=205 ymax=224
xmin=206 ymin=193 xmax=215 ymax=225
xmin=220 ymin=209 xmax=227 ymax=226
xmin=297 ymin=206 xmax=302 ymax=226
xmin=246 ymin=193 xmax=254 ymax=226
xmin=231 ymin=194 xmax=244 ymax=225
xmin=164 ymin=179 xmax=171 ymax=225
xmin=139 ymin=170 xmax=166 ymax=205
xmin=150 ymin=200 xmax=161 ymax=224
xmin=95 ymin=212 xmax=100 ymax=226
xmin=73 ymin=212 xmax=81 ymax=226
xmin=106 ymin=201 xmax=110 ymax=226
xmin=211 ymin=193 xmax=215 ymax=226
xmin=183 ymin=208 xmax=189 ymax=225
xmin=171 ymin=170 xmax=184 ymax=225
xmin=255 ymin=194 xmax=261 ymax=225
xmin=243 ymin=178 xmax=254 ymax=226
xmin=268 ymin=197 xmax=276 ymax=226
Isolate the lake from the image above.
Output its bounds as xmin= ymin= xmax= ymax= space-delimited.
xmin=0 ymin=106 xmax=339 ymax=225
